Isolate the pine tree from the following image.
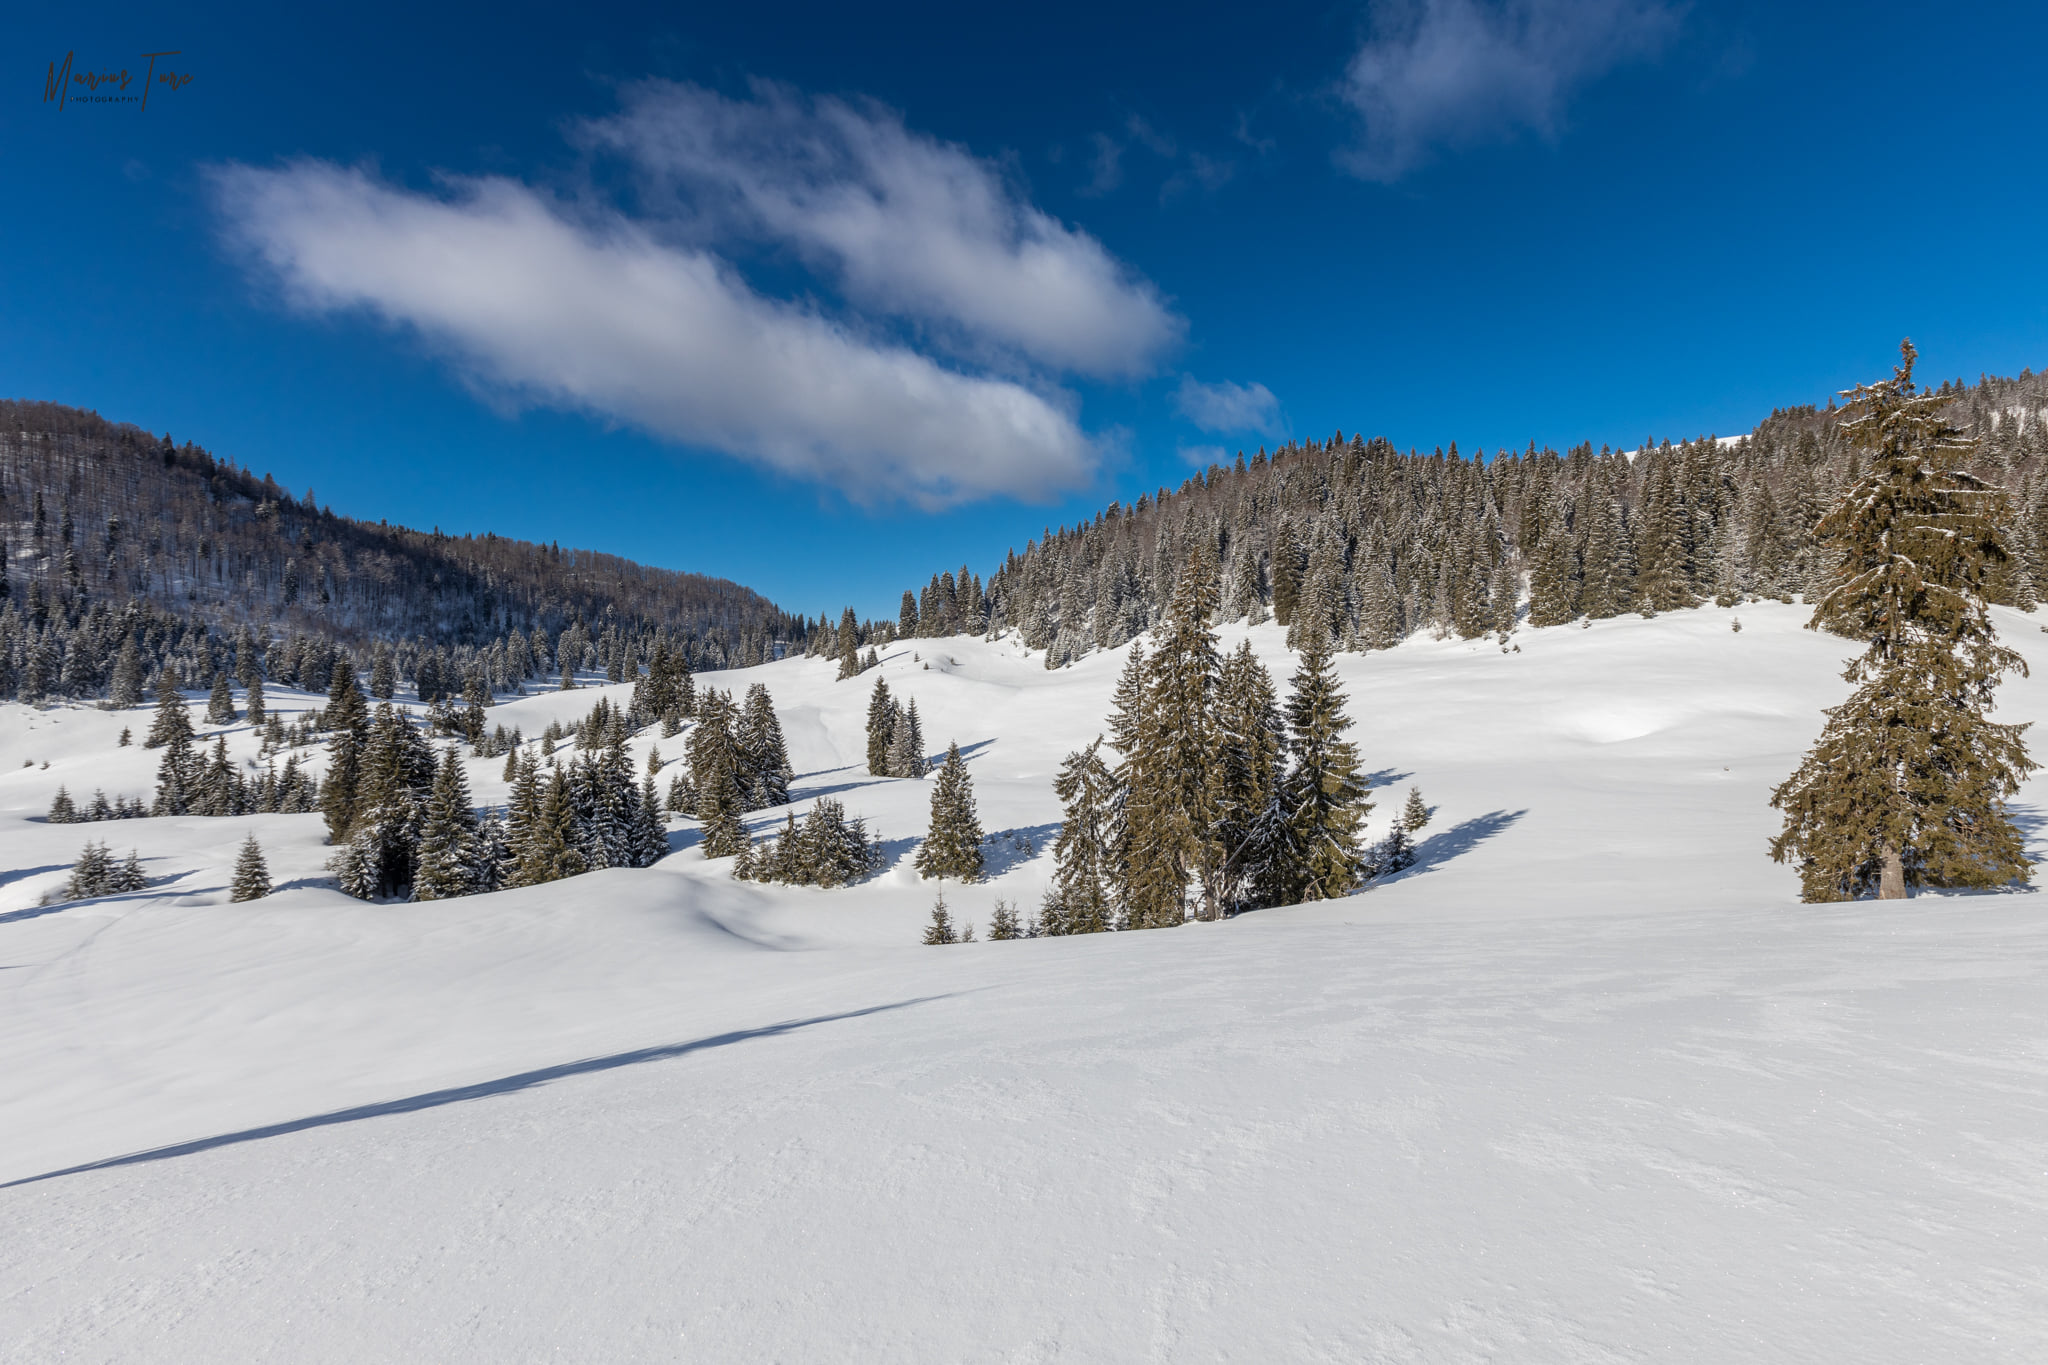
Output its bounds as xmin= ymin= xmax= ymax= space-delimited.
xmin=47 ymin=786 xmax=77 ymax=823
xmin=739 ymin=683 xmax=793 ymax=808
xmin=1403 ymin=787 xmax=1430 ymax=832
xmin=230 ymin=834 xmax=272 ymax=902
xmin=320 ymin=660 xmax=371 ymax=842
xmin=921 ymin=891 xmax=959 ymax=945
xmin=109 ymin=634 xmax=144 ymax=709
xmin=1275 ymin=633 xmax=1371 ymax=902
xmin=915 ymin=741 xmax=985 ymax=881
xmin=369 ymin=644 xmax=397 ymax=700
xmin=1047 ymin=738 xmax=1116 ymax=933
xmin=836 ymin=607 xmax=861 ymax=680
xmin=1772 ymin=342 xmax=2037 ymax=900
xmin=988 ymin=898 xmax=1021 ymax=940
xmin=413 ymin=746 xmax=480 ymax=901
xmin=1211 ymin=641 xmax=1286 ymax=912
xmin=144 ymin=666 xmax=192 ymax=748
xmin=206 ymin=670 xmax=237 ymax=725
xmin=66 ymin=841 xmax=113 ymax=899
xmin=866 ymin=674 xmax=896 ymax=776
xmin=888 ymin=698 xmax=926 ymax=778
xmin=1120 ymin=550 xmax=1223 ymax=927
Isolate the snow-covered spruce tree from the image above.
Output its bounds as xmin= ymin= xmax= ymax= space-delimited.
xmin=369 ymin=643 xmax=397 ymax=700
xmin=915 ymin=741 xmax=985 ymax=882
xmin=1211 ymin=640 xmax=1286 ymax=913
xmin=1403 ymin=787 xmax=1430 ymax=832
xmin=1119 ymin=549 xmax=1223 ymax=927
xmin=144 ymin=666 xmax=191 ymax=748
xmin=109 ymin=634 xmax=144 ymax=709
xmin=66 ymin=841 xmax=113 ymax=899
xmin=739 ymin=683 xmax=793 ymax=808
xmin=151 ymin=711 xmax=201 ymax=816
xmin=320 ymin=660 xmax=371 ymax=843
xmin=836 ymin=607 xmax=861 ymax=680
xmin=333 ymin=703 xmax=435 ymax=899
xmin=230 ymin=834 xmax=271 ymax=902
xmin=1275 ymin=632 xmax=1371 ymax=902
xmin=887 ymin=698 xmax=927 ymax=778
xmin=47 ymin=786 xmax=77 ymax=823
xmin=1045 ymin=737 xmax=1117 ymax=934
xmin=866 ymin=674 xmax=896 ymax=776
xmin=1771 ymin=342 xmax=2036 ymax=901
xmin=413 ymin=746 xmax=480 ymax=901
xmin=988 ymin=898 xmax=1021 ymax=940
xmin=921 ymin=891 xmax=959 ymax=945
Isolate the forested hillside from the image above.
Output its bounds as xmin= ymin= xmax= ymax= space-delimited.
xmin=0 ymin=401 xmax=807 ymax=702
xmin=855 ymin=367 xmax=2048 ymax=662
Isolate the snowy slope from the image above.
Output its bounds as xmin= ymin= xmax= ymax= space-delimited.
xmin=5 ymin=603 xmax=2048 ymax=1361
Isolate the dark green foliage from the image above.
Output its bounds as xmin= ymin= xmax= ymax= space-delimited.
xmin=921 ymin=891 xmax=958 ymax=945
xmin=1403 ymin=787 xmax=1429 ymax=832
xmin=915 ymin=741 xmax=985 ymax=882
xmin=1211 ymin=641 xmax=1287 ymax=913
xmin=741 ymin=798 xmax=880 ymax=887
xmin=230 ymin=835 xmax=271 ymax=902
xmin=1772 ymin=343 xmax=2037 ymax=901
xmin=206 ymin=670 xmax=237 ymax=725
xmin=144 ymin=667 xmax=192 ymax=749
xmin=866 ymin=674 xmax=895 ymax=776
xmin=47 ymin=786 xmax=77 ymax=824
xmin=988 ymin=898 xmax=1021 ymax=940
xmin=65 ymin=840 xmax=147 ymax=899
xmin=1045 ymin=738 xmax=1116 ymax=934
xmin=413 ymin=746 xmax=480 ymax=901
xmin=887 ymin=698 xmax=926 ymax=778
xmin=1275 ymin=634 xmax=1371 ymax=902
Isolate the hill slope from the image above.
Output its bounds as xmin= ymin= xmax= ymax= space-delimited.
xmin=3 ymin=604 xmax=2047 ymax=1360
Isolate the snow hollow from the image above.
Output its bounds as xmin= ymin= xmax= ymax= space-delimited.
xmin=5 ymin=603 xmax=2048 ymax=1361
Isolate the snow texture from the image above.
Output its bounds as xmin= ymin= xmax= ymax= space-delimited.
xmin=4 ymin=602 xmax=2048 ymax=1360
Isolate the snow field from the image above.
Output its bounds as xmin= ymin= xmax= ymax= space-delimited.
xmin=4 ymin=601 xmax=2048 ymax=1360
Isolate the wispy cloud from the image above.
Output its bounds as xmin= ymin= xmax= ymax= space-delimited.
xmin=1174 ymin=376 xmax=1283 ymax=437
xmin=585 ymin=81 xmax=1183 ymax=379
xmin=1338 ymin=0 xmax=1682 ymax=182
xmin=211 ymin=162 xmax=1097 ymax=509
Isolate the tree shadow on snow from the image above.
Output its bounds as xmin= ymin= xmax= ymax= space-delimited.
xmin=1 ymin=995 xmax=960 ymax=1189
xmin=1376 ymin=809 xmax=1527 ymax=884
xmin=1361 ymin=769 xmax=1414 ymax=791
xmin=980 ymin=823 xmax=1060 ymax=878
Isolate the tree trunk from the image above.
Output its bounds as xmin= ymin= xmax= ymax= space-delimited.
xmin=1878 ymin=843 xmax=1907 ymax=900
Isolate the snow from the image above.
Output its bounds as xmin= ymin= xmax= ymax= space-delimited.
xmin=6 ymin=603 xmax=2048 ymax=1360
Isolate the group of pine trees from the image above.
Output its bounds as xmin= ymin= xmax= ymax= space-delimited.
xmin=679 ymin=683 xmax=793 ymax=859
xmin=145 ymin=668 xmax=322 ymax=818
xmin=59 ymin=841 xmax=149 ymax=901
xmin=736 ymin=798 xmax=882 ymax=887
xmin=851 ymin=369 xmax=2048 ymax=669
xmin=1038 ymin=550 xmax=1375 ymax=933
xmin=864 ymin=676 xmax=928 ymax=778
xmin=318 ymin=663 xmax=668 ymax=901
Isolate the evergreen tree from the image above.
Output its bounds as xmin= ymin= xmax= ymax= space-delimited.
xmin=915 ymin=741 xmax=985 ymax=881
xmin=739 ymin=683 xmax=793 ymax=808
xmin=836 ymin=607 xmax=861 ymax=680
xmin=320 ymin=660 xmax=371 ymax=843
xmin=1046 ymin=738 xmax=1116 ymax=934
xmin=144 ymin=666 xmax=192 ymax=748
xmin=1275 ymin=633 xmax=1371 ymax=902
xmin=109 ymin=634 xmax=144 ymax=709
xmin=413 ymin=746 xmax=480 ymax=901
xmin=206 ymin=670 xmax=238 ymax=725
xmin=921 ymin=891 xmax=959 ymax=945
xmin=1402 ymin=786 xmax=1430 ymax=832
xmin=230 ymin=834 xmax=272 ymax=902
xmin=1120 ymin=550 xmax=1223 ymax=927
xmin=866 ymin=674 xmax=896 ymax=776
xmin=888 ymin=698 xmax=927 ymax=778
xmin=47 ymin=786 xmax=77 ymax=824
xmin=1772 ymin=342 xmax=2037 ymax=900
xmin=988 ymin=898 xmax=1021 ymax=940
xmin=1211 ymin=641 xmax=1286 ymax=913
xmin=369 ymin=643 xmax=397 ymax=700
xmin=65 ymin=841 xmax=113 ymax=900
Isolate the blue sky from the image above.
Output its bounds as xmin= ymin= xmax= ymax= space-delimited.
xmin=10 ymin=1 xmax=2047 ymax=619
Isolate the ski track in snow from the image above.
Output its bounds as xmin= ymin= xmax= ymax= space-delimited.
xmin=4 ymin=602 xmax=2048 ymax=1361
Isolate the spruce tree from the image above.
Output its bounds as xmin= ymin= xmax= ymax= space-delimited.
xmin=230 ymin=834 xmax=272 ymax=902
xmin=320 ymin=660 xmax=371 ymax=843
xmin=1771 ymin=342 xmax=2037 ymax=900
xmin=888 ymin=699 xmax=927 ymax=778
xmin=206 ymin=670 xmax=237 ymax=725
xmin=1402 ymin=787 xmax=1430 ymax=832
xmin=915 ymin=741 xmax=985 ymax=881
xmin=739 ymin=683 xmax=793 ymax=808
xmin=1276 ymin=633 xmax=1371 ymax=902
xmin=988 ymin=898 xmax=1021 ymax=940
xmin=110 ymin=634 xmax=144 ymax=709
xmin=1047 ymin=738 xmax=1116 ymax=933
xmin=1212 ymin=641 xmax=1286 ymax=912
xmin=921 ymin=891 xmax=959 ymax=945
xmin=144 ymin=667 xmax=192 ymax=748
xmin=866 ymin=674 xmax=896 ymax=776
xmin=413 ymin=746 xmax=480 ymax=900
xmin=47 ymin=786 xmax=77 ymax=823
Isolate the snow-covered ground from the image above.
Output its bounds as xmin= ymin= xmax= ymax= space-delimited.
xmin=5 ymin=602 xmax=2048 ymax=1361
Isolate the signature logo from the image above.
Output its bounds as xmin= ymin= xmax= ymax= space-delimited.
xmin=44 ymin=51 xmax=191 ymax=110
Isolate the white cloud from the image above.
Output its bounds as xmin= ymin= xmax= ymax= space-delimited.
xmin=585 ymin=81 xmax=1183 ymax=379
xmin=211 ymin=161 xmax=1097 ymax=509
xmin=1174 ymin=376 xmax=1283 ymax=436
xmin=1338 ymin=0 xmax=1681 ymax=182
